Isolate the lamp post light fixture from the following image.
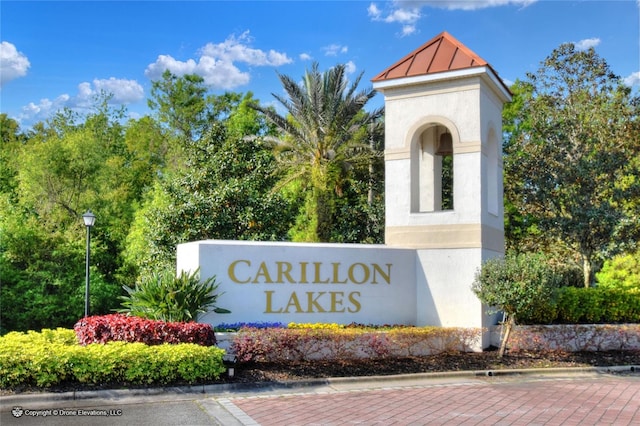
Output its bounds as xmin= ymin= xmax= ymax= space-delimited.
xmin=82 ymin=210 xmax=96 ymax=317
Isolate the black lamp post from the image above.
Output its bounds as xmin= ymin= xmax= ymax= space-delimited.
xmin=82 ymin=210 xmax=96 ymax=317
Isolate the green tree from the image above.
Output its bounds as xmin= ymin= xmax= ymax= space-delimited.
xmin=124 ymin=116 xmax=173 ymax=190
xmin=503 ymin=44 xmax=640 ymax=286
xmin=0 ymin=114 xmax=25 ymax=199
xmin=472 ymin=253 xmax=562 ymax=357
xmin=148 ymin=70 xmax=211 ymax=141
xmin=125 ymin=93 xmax=294 ymax=275
xmin=252 ymin=62 xmax=383 ymax=242
xmin=0 ymin=99 xmax=154 ymax=331
xmin=596 ymin=249 xmax=640 ymax=290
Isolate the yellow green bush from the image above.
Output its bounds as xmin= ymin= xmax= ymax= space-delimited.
xmin=0 ymin=328 xmax=226 ymax=390
xmin=596 ymin=251 xmax=640 ymax=290
xmin=287 ymin=322 xmax=345 ymax=330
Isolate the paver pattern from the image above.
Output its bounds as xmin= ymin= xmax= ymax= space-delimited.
xmin=2 ymin=372 xmax=639 ymax=425
xmin=223 ymin=374 xmax=640 ymax=425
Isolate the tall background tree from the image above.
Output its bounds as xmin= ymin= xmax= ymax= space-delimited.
xmin=125 ymin=89 xmax=294 ymax=276
xmin=252 ymin=62 xmax=384 ymax=242
xmin=0 ymin=100 xmax=142 ymax=331
xmin=503 ymin=44 xmax=640 ymax=287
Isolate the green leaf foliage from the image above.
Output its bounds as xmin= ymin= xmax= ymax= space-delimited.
xmin=502 ymin=44 xmax=640 ymax=287
xmin=118 ymin=268 xmax=229 ymax=322
xmin=0 ymin=328 xmax=225 ymax=389
xmin=596 ymin=250 xmax=640 ymax=290
xmin=0 ymin=100 xmax=153 ymax=332
xmin=554 ymin=286 xmax=640 ymax=324
xmin=472 ymin=253 xmax=562 ymax=324
xmin=124 ymin=93 xmax=294 ymax=274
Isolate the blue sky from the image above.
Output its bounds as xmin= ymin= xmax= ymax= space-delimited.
xmin=1 ymin=1 xmax=639 ymax=129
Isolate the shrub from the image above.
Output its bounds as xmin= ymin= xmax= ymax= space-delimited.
xmin=553 ymin=261 xmax=584 ymax=288
xmin=74 ymin=314 xmax=216 ymax=346
xmin=472 ymin=252 xmax=562 ymax=356
xmin=555 ymin=287 xmax=640 ymax=324
xmin=472 ymin=253 xmax=562 ymax=322
xmin=596 ymin=250 xmax=640 ymax=290
xmin=118 ymin=268 xmax=230 ymax=322
xmin=0 ymin=328 xmax=226 ymax=389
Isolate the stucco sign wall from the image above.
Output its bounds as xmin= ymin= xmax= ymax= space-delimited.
xmin=177 ymin=240 xmax=417 ymax=326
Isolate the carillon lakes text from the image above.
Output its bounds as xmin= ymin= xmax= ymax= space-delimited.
xmin=227 ymin=260 xmax=393 ymax=314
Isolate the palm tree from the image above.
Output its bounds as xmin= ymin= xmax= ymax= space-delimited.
xmin=253 ymin=62 xmax=383 ymax=242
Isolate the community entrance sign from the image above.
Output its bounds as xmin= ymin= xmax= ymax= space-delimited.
xmin=177 ymin=32 xmax=512 ymax=347
xmin=177 ymin=241 xmax=416 ymax=325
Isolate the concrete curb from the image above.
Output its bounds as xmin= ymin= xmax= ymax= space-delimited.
xmin=1 ymin=365 xmax=638 ymax=407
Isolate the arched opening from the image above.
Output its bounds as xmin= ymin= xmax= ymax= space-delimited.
xmin=411 ymin=124 xmax=454 ymax=213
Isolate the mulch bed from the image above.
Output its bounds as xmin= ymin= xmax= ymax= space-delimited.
xmin=232 ymin=349 xmax=640 ymax=383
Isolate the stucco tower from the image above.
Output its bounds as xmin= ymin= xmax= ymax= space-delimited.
xmin=372 ymin=32 xmax=512 ymax=346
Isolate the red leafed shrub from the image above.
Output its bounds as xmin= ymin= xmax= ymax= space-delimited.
xmin=74 ymin=314 xmax=216 ymax=346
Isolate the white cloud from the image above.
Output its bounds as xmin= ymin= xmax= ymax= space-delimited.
xmin=20 ymin=94 xmax=70 ymax=123
xmin=73 ymin=78 xmax=144 ymax=108
xmin=368 ymin=3 xmax=382 ymax=19
xmin=145 ymin=55 xmax=199 ymax=78
xmin=0 ymin=41 xmax=30 ymax=86
xmin=145 ymin=31 xmax=292 ymax=89
xmin=368 ymin=2 xmax=421 ymax=37
xmin=322 ymin=44 xmax=349 ymax=56
xmin=345 ymin=61 xmax=357 ymax=75
xmin=368 ymin=0 xmax=536 ymax=36
xmin=18 ymin=78 xmax=143 ymax=123
xmin=299 ymin=53 xmax=313 ymax=61
xmin=415 ymin=0 xmax=537 ymax=11
xmin=401 ymin=24 xmax=417 ymax=37
xmin=93 ymin=78 xmax=145 ymax=103
xmin=384 ymin=6 xmax=421 ymax=23
xmin=200 ymin=31 xmax=291 ymax=66
xmin=624 ymin=71 xmax=640 ymax=87
xmin=574 ymin=37 xmax=601 ymax=51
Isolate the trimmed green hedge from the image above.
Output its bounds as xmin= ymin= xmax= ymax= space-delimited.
xmin=554 ymin=287 xmax=640 ymax=324
xmin=0 ymin=328 xmax=226 ymax=389
xmin=517 ymin=286 xmax=640 ymax=325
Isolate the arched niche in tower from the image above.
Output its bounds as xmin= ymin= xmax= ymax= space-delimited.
xmin=409 ymin=120 xmax=458 ymax=213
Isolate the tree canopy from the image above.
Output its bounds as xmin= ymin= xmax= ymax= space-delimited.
xmin=503 ymin=44 xmax=640 ymax=286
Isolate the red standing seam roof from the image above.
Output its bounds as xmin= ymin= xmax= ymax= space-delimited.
xmin=372 ymin=31 xmax=504 ymax=87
